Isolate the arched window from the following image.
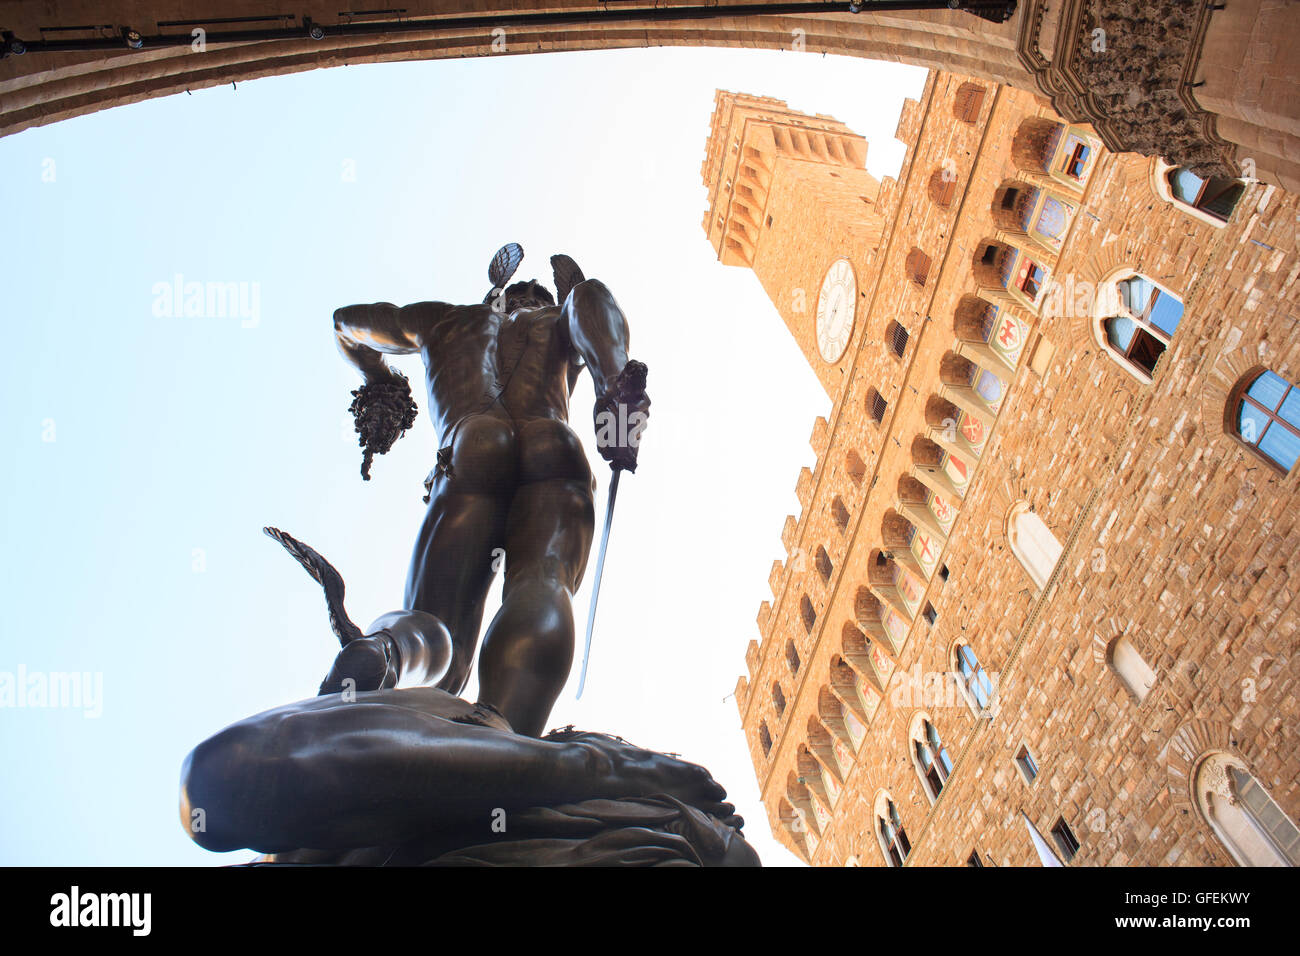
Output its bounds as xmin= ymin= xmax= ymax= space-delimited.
xmin=831 ymin=496 xmax=850 ymax=533
xmin=790 ymin=598 xmax=811 ymax=634
xmin=866 ymin=386 xmax=888 ymax=424
xmin=1097 ymin=274 xmax=1184 ymax=380
xmin=772 ymin=682 xmax=786 ymax=716
xmin=1231 ymin=369 xmax=1300 ymax=473
xmin=1196 ymin=753 xmax=1300 ymax=866
xmin=786 ymin=638 xmax=803 ymax=674
xmin=876 ymin=795 xmax=912 ymax=866
xmin=953 ymin=82 xmax=985 ymax=124
xmin=1109 ymin=636 xmax=1157 ymax=702
xmin=905 ymin=248 xmax=932 ymax=286
xmin=911 ymin=716 xmax=954 ymax=802
xmin=758 ymin=721 xmax=773 ymax=756
xmin=1167 ymin=166 xmax=1244 ymax=222
xmin=955 ymin=643 xmax=995 ymax=714
xmin=846 ymin=450 xmax=867 ymax=486
xmin=815 ymin=546 xmax=833 ymax=584
xmin=887 ymin=321 xmax=910 ymax=358
xmin=928 ymin=168 xmax=957 ymax=208
xmin=1007 ymin=502 xmax=1063 ymax=591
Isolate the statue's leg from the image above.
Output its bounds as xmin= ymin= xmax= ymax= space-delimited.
xmin=475 ymin=419 xmax=595 ymax=737
xmin=180 ymin=687 xmax=731 ymax=854
xmin=404 ymin=411 xmax=516 ymax=691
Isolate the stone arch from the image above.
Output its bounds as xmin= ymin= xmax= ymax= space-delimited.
xmin=797 ymin=745 xmax=832 ymax=808
xmin=880 ymin=510 xmax=916 ymax=552
xmin=925 ymin=394 xmax=963 ymax=428
xmin=972 ymin=239 xmax=1016 ymax=289
xmin=851 ymin=591 xmax=887 ymax=642
xmin=866 ymin=548 xmax=895 ymax=589
xmin=897 ymin=474 xmax=930 ymax=504
xmin=939 ymin=350 xmax=979 ymax=387
xmin=953 ymin=295 xmax=997 ymax=343
xmin=0 ymin=8 xmax=1033 ymax=141
xmin=785 ymin=772 xmax=821 ymax=839
xmin=776 ymin=797 xmax=806 ymax=852
xmin=806 ymin=715 xmax=846 ymax=784
xmin=911 ymin=435 xmax=944 ymax=468
xmin=1011 ymin=116 xmax=1066 ymax=174
xmin=830 ymin=651 xmax=879 ymax=718
xmin=990 ymin=179 xmax=1040 ymax=232
xmin=1165 ymin=718 xmax=1244 ymax=816
xmin=817 ymin=685 xmax=852 ymax=746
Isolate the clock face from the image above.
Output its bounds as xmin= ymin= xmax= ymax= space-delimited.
xmin=816 ymin=258 xmax=857 ymax=363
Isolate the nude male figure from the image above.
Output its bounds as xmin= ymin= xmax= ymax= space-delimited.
xmin=325 ymin=250 xmax=649 ymax=738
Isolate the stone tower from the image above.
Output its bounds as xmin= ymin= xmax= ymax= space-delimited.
xmin=701 ymin=92 xmax=886 ymax=397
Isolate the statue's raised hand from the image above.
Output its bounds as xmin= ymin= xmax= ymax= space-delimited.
xmin=348 ymin=368 xmax=418 ymax=480
xmin=593 ymin=360 xmax=650 ymax=472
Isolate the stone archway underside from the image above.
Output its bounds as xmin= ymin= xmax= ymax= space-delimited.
xmin=0 ymin=2 xmax=1295 ymax=188
xmin=0 ymin=6 xmax=1032 ymax=139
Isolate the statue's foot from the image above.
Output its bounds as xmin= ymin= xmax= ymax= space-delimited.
xmin=553 ymin=729 xmax=740 ymax=828
xmin=318 ymin=635 xmax=396 ymax=697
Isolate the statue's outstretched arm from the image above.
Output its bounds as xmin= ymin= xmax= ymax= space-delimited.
xmin=334 ymin=301 xmax=446 ymax=383
xmin=563 ymin=279 xmax=629 ymax=396
xmin=563 ymin=280 xmax=650 ymax=471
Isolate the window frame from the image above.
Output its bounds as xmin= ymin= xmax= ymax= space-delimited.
xmin=876 ymin=796 xmax=912 ymax=867
xmin=1149 ymin=158 xmax=1244 ymax=229
xmin=911 ymin=716 xmax=954 ymax=803
xmin=955 ymin=642 xmax=995 ymax=716
xmin=1195 ymin=752 xmax=1300 ymax=867
xmin=1014 ymin=744 xmax=1039 ymax=785
xmin=1229 ymin=369 xmax=1300 ymax=474
xmin=1096 ymin=273 xmax=1185 ymax=382
xmin=1051 ymin=817 xmax=1080 ymax=863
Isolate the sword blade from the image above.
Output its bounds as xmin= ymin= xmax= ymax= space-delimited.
xmin=577 ymin=467 xmax=620 ymax=699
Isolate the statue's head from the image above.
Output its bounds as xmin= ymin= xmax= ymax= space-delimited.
xmin=503 ymin=279 xmax=555 ymax=312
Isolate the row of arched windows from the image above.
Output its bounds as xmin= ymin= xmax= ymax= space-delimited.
xmin=862 ymin=749 xmax=1299 ymax=867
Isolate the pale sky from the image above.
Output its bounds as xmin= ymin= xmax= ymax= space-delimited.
xmin=0 ymin=45 xmax=925 ymax=866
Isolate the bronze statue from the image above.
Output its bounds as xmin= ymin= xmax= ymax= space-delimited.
xmin=180 ymin=526 xmax=754 ymax=865
xmin=327 ymin=246 xmax=649 ymax=738
xmin=178 ymin=246 xmax=758 ymax=865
